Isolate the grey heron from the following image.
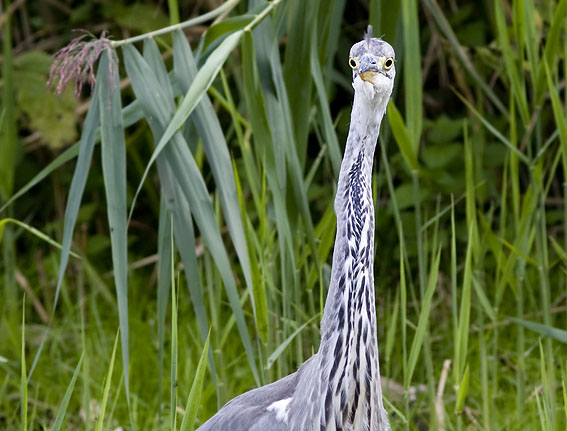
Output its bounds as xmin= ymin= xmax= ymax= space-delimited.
xmin=197 ymin=26 xmax=395 ymax=431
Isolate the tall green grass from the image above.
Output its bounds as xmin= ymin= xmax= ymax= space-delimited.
xmin=1 ymin=0 xmax=567 ymax=430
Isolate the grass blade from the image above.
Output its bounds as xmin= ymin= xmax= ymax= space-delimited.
xmin=95 ymin=330 xmax=120 ymax=431
xmin=98 ymin=48 xmax=129 ymax=402
xmin=455 ymin=223 xmax=475 ymax=383
xmin=455 ymin=91 xmax=530 ymax=165
xmin=406 ymin=249 xmax=440 ymax=386
xmin=180 ymin=330 xmax=211 ymax=431
xmin=266 ymin=313 xmax=320 ymax=369
xmin=0 ymin=218 xmax=80 ymax=259
xmin=509 ymin=318 xmax=567 ymax=344
xmin=20 ymin=299 xmax=27 ymax=431
xmin=234 ymin=160 xmax=268 ymax=343
xmin=423 ymin=0 xmax=507 ymax=115
xmin=494 ymin=0 xmax=529 ymax=124
xmin=534 ymin=0 xmax=567 ymax=102
xmin=52 ymin=354 xmax=84 ymax=431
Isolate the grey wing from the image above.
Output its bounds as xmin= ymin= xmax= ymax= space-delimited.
xmin=196 ymin=371 xmax=298 ymax=431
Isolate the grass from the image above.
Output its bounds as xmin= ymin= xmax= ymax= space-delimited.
xmin=1 ymin=0 xmax=567 ymax=430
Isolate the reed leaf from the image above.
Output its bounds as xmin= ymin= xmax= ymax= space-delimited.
xmin=98 ymin=48 xmax=129 ymax=400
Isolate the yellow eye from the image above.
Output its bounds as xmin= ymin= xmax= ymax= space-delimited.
xmin=384 ymin=57 xmax=394 ymax=70
xmin=349 ymin=57 xmax=358 ymax=69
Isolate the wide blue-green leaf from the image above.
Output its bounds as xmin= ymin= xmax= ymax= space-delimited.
xmin=172 ymin=30 xmax=254 ymax=326
xmin=308 ymin=1 xmax=341 ymax=175
xmin=156 ymin=197 xmax=172 ymax=408
xmin=241 ymin=30 xmax=295 ymax=296
xmin=250 ymin=4 xmax=320 ymax=276
xmin=28 ymin=57 xmax=101 ymax=380
xmin=283 ymin=0 xmax=314 ymax=169
xmin=98 ymin=48 xmax=129 ymax=400
xmin=129 ymin=29 xmax=244 ymax=220
xmin=0 ymin=97 xmax=143 ymax=214
xmin=141 ymin=38 xmax=218 ymax=387
xmin=123 ymin=43 xmax=258 ymax=383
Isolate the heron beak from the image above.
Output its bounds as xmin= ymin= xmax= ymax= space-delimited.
xmin=358 ymin=57 xmax=386 ymax=83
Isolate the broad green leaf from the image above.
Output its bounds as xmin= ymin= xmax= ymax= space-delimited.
xmin=203 ymin=14 xmax=256 ymax=52
xmin=401 ymin=0 xmax=423 ymax=152
xmin=250 ymin=10 xmax=320 ymax=275
xmin=387 ymin=101 xmax=419 ymax=171
xmin=0 ymin=6 xmax=17 ymax=200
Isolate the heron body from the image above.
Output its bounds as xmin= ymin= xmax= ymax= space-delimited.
xmin=197 ymin=27 xmax=395 ymax=431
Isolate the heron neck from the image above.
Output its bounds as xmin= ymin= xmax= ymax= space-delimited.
xmin=315 ymin=87 xmax=389 ymax=430
xmin=322 ymin=88 xmax=388 ymax=336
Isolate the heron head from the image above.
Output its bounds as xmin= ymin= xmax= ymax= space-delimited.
xmin=349 ymin=26 xmax=395 ymax=98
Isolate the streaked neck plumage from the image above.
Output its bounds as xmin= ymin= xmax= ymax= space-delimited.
xmin=318 ymin=81 xmax=390 ymax=431
xmin=288 ymin=78 xmax=392 ymax=431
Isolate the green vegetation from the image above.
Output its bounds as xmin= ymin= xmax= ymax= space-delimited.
xmin=1 ymin=0 xmax=567 ymax=429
